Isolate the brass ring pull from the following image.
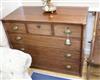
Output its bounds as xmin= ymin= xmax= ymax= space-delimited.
xmin=64 ymin=38 xmax=71 ymax=46
xmin=12 ymin=26 xmax=18 ymax=31
xmin=66 ymin=65 xmax=72 ymax=69
xmin=16 ymin=36 xmax=22 ymax=41
xmin=64 ymin=53 xmax=72 ymax=58
xmin=20 ymin=48 xmax=25 ymax=51
xmin=64 ymin=27 xmax=72 ymax=46
xmin=64 ymin=27 xmax=72 ymax=35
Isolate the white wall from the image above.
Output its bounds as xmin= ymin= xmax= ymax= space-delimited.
xmin=0 ymin=0 xmax=22 ymax=47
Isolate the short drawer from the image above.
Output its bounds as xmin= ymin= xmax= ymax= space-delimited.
xmin=3 ymin=22 xmax=26 ymax=33
xmin=54 ymin=24 xmax=81 ymax=38
xmin=9 ymin=34 xmax=81 ymax=51
xmin=27 ymin=23 xmax=52 ymax=35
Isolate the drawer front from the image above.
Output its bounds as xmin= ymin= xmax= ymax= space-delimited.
xmin=54 ymin=24 xmax=81 ymax=38
xmin=12 ymin=44 xmax=80 ymax=61
xmin=3 ymin=22 xmax=26 ymax=33
xmin=32 ymin=60 xmax=80 ymax=75
xmin=9 ymin=34 xmax=81 ymax=51
xmin=12 ymin=44 xmax=80 ymax=75
xmin=27 ymin=23 xmax=52 ymax=35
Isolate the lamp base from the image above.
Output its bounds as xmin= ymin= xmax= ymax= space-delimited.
xmin=42 ymin=3 xmax=56 ymax=13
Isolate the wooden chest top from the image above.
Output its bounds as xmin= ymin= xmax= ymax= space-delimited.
xmin=2 ymin=6 xmax=88 ymax=25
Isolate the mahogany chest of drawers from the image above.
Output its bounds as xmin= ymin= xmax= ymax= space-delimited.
xmin=2 ymin=6 xmax=88 ymax=76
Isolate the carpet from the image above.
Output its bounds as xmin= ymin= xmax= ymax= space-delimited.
xmin=31 ymin=72 xmax=71 ymax=80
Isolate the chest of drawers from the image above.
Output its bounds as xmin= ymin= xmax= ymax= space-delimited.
xmin=2 ymin=7 xmax=88 ymax=76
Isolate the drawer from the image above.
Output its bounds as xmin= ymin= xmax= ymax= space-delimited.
xmin=27 ymin=23 xmax=52 ymax=35
xmin=54 ymin=24 xmax=82 ymax=38
xmin=32 ymin=60 xmax=80 ymax=76
xmin=12 ymin=44 xmax=80 ymax=61
xmin=9 ymin=34 xmax=81 ymax=51
xmin=3 ymin=22 xmax=26 ymax=33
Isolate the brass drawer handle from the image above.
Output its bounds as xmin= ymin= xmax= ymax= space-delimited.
xmin=64 ymin=27 xmax=72 ymax=46
xmin=64 ymin=27 xmax=72 ymax=35
xmin=66 ymin=65 xmax=72 ymax=69
xmin=64 ymin=38 xmax=71 ymax=46
xmin=16 ymin=36 xmax=22 ymax=41
xmin=64 ymin=53 xmax=72 ymax=58
xmin=12 ymin=26 xmax=19 ymax=31
xmin=20 ymin=48 xmax=25 ymax=51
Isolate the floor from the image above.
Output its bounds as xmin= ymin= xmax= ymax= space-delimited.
xmin=28 ymin=58 xmax=100 ymax=80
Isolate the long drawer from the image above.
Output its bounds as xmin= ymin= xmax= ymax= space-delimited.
xmin=9 ymin=34 xmax=81 ymax=51
xmin=12 ymin=44 xmax=81 ymax=75
xmin=12 ymin=44 xmax=81 ymax=61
